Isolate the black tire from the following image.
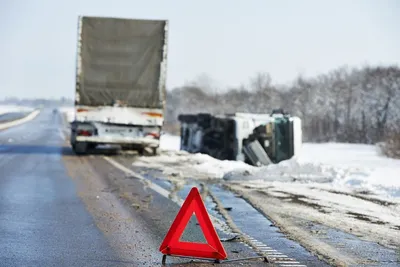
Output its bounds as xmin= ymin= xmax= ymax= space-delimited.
xmin=137 ymin=147 xmax=145 ymax=156
xmin=87 ymin=143 xmax=97 ymax=150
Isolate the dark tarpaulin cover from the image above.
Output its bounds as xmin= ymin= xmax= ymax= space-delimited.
xmin=76 ymin=16 xmax=167 ymax=108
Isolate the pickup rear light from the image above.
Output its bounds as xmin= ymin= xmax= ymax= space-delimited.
xmin=77 ymin=130 xmax=92 ymax=136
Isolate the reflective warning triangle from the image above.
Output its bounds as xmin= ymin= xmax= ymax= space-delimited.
xmin=159 ymin=187 xmax=227 ymax=260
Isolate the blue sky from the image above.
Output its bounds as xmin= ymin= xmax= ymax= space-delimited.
xmin=1 ymin=0 xmax=399 ymax=99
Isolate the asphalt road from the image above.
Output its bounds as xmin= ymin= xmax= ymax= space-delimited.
xmin=0 ymin=109 xmax=276 ymax=266
xmin=0 ymin=112 xmax=30 ymax=123
xmin=0 ymin=110 xmax=122 ymax=266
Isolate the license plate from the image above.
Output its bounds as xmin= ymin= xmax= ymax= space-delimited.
xmin=105 ymin=127 xmax=138 ymax=137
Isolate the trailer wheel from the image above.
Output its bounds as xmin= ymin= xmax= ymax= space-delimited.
xmin=87 ymin=143 xmax=97 ymax=150
xmin=137 ymin=147 xmax=144 ymax=156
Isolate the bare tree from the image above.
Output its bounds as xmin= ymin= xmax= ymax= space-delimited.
xmin=165 ymin=65 xmax=400 ymax=157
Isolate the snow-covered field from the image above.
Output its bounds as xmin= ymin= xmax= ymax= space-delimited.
xmin=151 ymin=135 xmax=400 ymax=249
xmin=0 ymin=105 xmax=34 ymax=116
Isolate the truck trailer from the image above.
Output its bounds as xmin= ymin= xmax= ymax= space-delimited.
xmin=70 ymin=16 xmax=168 ymax=155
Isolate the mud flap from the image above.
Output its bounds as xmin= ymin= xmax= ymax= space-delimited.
xmin=243 ymin=139 xmax=272 ymax=166
xmin=73 ymin=142 xmax=88 ymax=155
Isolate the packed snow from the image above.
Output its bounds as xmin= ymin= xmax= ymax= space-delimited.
xmin=153 ymin=134 xmax=400 ymax=248
xmin=56 ymin=106 xmax=400 ymax=248
xmin=160 ymin=133 xmax=181 ymax=151
xmin=0 ymin=105 xmax=34 ymax=116
xmin=155 ymin=135 xmax=400 ymax=199
xmin=134 ymin=149 xmax=253 ymax=180
xmin=0 ymin=109 xmax=41 ymax=130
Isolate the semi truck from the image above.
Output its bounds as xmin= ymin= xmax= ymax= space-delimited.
xmin=178 ymin=110 xmax=302 ymax=166
xmin=70 ymin=16 xmax=168 ymax=155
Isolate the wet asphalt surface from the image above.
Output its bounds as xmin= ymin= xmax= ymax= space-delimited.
xmin=0 ymin=112 xmax=29 ymax=123
xmin=0 ymin=109 xmax=275 ymax=266
xmin=0 ymin=110 xmax=121 ymax=266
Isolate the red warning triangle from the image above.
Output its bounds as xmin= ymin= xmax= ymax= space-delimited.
xmin=159 ymin=187 xmax=227 ymax=260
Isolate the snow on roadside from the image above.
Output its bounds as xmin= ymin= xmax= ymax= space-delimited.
xmin=224 ymin=143 xmax=400 ymax=199
xmin=225 ymin=143 xmax=400 ymax=248
xmin=144 ymin=135 xmax=400 ymax=199
xmin=58 ymin=106 xmax=75 ymax=122
xmin=226 ymin=181 xmax=400 ymax=248
xmin=137 ymin=134 xmax=400 ymax=248
xmin=138 ymin=134 xmax=255 ymax=179
xmin=0 ymin=105 xmax=34 ymax=116
xmin=133 ymin=149 xmax=254 ymax=180
xmin=0 ymin=109 xmax=41 ymax=130
xmin=160 ymin=134 xmax=180 ymax=151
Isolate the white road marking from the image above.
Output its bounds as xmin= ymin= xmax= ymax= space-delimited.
xmin=103 ymin=156 xmax=179 ymax=203
xmin=59 ymin=129 xmax=66 ymax=140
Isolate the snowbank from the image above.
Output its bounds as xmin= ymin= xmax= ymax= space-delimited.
xmin=152 ymin=135 xmax=400 ymax=199
xmin=0 ymin=105 xmax=34 ymax=116
xmin=143 ymin=134 xmax=254 ymax=179
xmin=133 ymin=150 xmax=254 ymax=180
xmin=225 ymin=143 xmax=400 ymax=199
xmin=0 ymin=109 xmax=41 ymax=130
xmin=298 ymin=143 xmax=400 ymax=190
xmin=143 ymin=135 xmax=400 ymax=248
xmin=160 ymin=134 xmax=180 ymax=151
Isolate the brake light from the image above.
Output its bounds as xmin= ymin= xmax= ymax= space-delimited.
xmin=142 ymin=112 xmax=163 ymax=118
xmin=76 ymin=108 xmax=89 ymax=113
xmin=77 ymin=130 xmax=92 ymax=136
xmin=145 ymin=132 xmax=160 ymax=139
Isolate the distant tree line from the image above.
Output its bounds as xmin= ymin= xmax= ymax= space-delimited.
xmin=0 ymin=97 xmax=74 ymax=107
xmin=165 ymin=65 xmax=400 ymax=158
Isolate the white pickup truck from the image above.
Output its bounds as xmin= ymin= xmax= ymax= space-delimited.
xmin=70 ymin=16 xmax=168 ymax=155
